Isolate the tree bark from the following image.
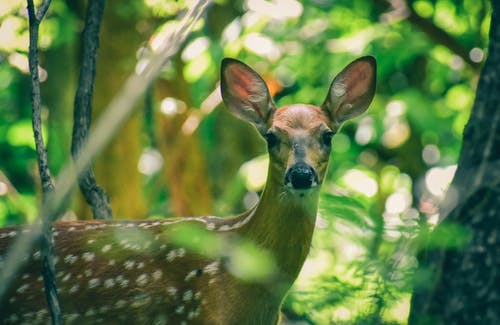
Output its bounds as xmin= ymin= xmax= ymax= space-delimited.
xmin=409 ymin=1 xmax=500 ymax=324
xmin=71 ymin=0 xmax=112 ymax=220
xmin=26 ymin=0 xmax=63 ymax=323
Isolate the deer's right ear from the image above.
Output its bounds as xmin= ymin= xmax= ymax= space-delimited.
xmin=221 ymin=58 xmax=276 ymax=133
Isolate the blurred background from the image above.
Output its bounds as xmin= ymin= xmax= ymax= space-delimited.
xmin=0 ymin=0 xmax=491 ymax=323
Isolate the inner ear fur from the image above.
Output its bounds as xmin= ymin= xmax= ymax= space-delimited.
xmin=322 ymin=56 xmax=377 ymax=126
xmin=220 ymin=58 xmax=276 ymax=133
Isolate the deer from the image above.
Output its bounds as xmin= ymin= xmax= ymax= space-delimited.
xmin=0 ymin=56 xmax=376 ymax=324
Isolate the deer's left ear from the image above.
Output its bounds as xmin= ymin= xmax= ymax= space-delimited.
xmin=322 ymin=56 xmax=376 ymax=127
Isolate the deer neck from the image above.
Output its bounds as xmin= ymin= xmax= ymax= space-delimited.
xmin=238 ymin=168 xmax=319 ymax=281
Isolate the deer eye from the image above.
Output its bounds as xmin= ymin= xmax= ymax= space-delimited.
xmin=322 ymin=130 xmax=335 ymax=146
xmin=264 ymin=132 xmax=279 ymax=149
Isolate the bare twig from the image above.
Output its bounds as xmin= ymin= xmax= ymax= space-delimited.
xmin=71 ymin=0 xmax=111 ymax=220
xmin=0 ymin=0 xmax=212 ymax=303
xmin=26 ymin=0 xmax=63 ymax=324
xmin=27 ymin=0 xmax=54 ymax=196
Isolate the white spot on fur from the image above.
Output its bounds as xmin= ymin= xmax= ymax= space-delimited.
xmin=65 ymin=313 xmax=80 ymax=322
xmin=167 ymin=287 xmax=177 ymax=296
xmin=104 ymin=278 xmax=115 ymax=289
xmin=183 ymin=290 xmax=193 ymax=302
xmin=124 ymin=260 xmax=135 ymax=270
xmin=166 ymin=251 xmax=176 ymax=262
xmin=88 ymin=278 xmax=101 ymax=289
xmin=69 ymin=284 xmax=80 ymax=294
xmin=62 ymin=274 xmax=71 ymax=282
xmin=117 ymin=276 xmax=129 ymax=288
xmin=152 ymin=270 xmax=163 ymax=281
xmin=82 ymin=252 xmax=95 ymax=262
xmin=64 ymin=254 xmax=78 ymax=264
xmin=131 ymin=294 xmax=151 ymax=308
xmin=16 ymin=284 xmax=29 ymax=294
xmin=115 ymin=300 xmax=127 ymax=309
xmin=186 ymin=269 xmax=198 ymax=282
xmin=136 ymin=274 xmax=148 ymax=286
xmin=203 ymin=261 xmax=219 ymax=275
xmin=33 ymin=251 xmax=41 ymax=260
xmin=102 ymin=244 xmax=112 ymax=253
xmin=84 ymin=308 xmax=96 ymax=317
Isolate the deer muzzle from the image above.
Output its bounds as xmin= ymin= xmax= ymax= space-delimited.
xmin=284 ymin=162 xmax=319 ymax=190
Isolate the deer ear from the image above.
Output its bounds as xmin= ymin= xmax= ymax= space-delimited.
xmin=322 ymin=56 xmax=376 ymax=127
xmin=221 ymin=58 xmax=276 ymax=133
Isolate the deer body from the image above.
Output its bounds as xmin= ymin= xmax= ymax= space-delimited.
xmin=0 ymin=57 xmax=376 ymax=324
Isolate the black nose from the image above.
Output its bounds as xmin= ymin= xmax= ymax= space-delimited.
xmin=285 ymin=163 xmax=319 ymax=190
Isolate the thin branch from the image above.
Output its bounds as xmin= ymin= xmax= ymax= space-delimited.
xmin=71 ymin=0 xmax=111 ymax=220
xmin=26 ymin=0 xmax=63 ymax=324
xmin=35 ymin=0 xmax=52 ymax=20
xmin=0 ymin=0 xmax=212 ymax=303
xmin=374 ymin=0 xmax=481 ymax=71
xmin=27 ymin=0 xmax=54 ymax=195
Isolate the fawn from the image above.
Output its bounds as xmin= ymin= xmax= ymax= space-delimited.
xmin=0 ymin=56 xmax=376 ymax=324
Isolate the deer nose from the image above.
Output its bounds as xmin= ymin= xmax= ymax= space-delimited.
xmin=285 ymin=163 xmax=319 ymax=190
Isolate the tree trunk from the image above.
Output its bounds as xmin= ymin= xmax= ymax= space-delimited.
xmin=409 ymin=1 xmax=500 ymax=324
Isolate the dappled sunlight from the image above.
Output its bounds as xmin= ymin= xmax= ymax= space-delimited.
xmin=341 ymin=169 xmax=378 ymax=198
xmin=327 ymin=27 xmax=378 ymax=55
xmin=137 ymin=148 xmax=164 ymax=176
xmin=425 ymin=165 xmax=457 ymax=198
xmin=181 ymin=37 xmax=210 ymax=61
xmin=245 ymin=0 xmax=303 ymax=21
xmin=160 ymin=97 xmax=187 ymax=116
xmin=244 ymin=33 xmax=281 ymax=60
xmin=0 ymin=182 xmax=8 ymax=196
xmin=422 ymin=144 xmax=441 ymax=165
xmin=0 ymin=16 xmax=27 ymax=52
xmin=240 ymin=155 xmax=269 ymax=192
xmin=355 ymin=116 xmax=376 ymax=145
xmin=469 ymin=47 xmax=485 ymax=63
